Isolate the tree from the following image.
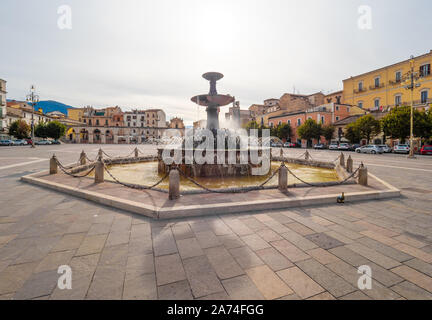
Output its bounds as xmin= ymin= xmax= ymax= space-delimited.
xmin=8 ymin=120 xmax=30 ymax=139
xmin=321 ymin=125 xmax=335 ymax=144
xmin=46 ymin=121 xmax=67 ymax=140
xmin=276 ymin=123 xmax=292 ymax=141
xmin=355 ymin=114 xmax=381 ymax=144
xmin=344 ymin=123 xmax=362 ymax=144
xmin=35 ymin=122 xmax=48 ymax=139
xmin=381 ymin=106 xmax=431 ymax=143
xmin=244 ymin=121 xmax=269 ymax=138
xmin=297 ymin=119 xmax=322 ymax=147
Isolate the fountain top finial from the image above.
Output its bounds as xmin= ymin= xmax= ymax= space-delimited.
xmin=202 ymin=72 xmax=223 ymax=96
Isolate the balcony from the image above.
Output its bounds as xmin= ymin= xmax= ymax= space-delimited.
xmin=389 ymin=79 xmax=402 ymax=86
xmin=354 ymin=88 xmax=367 ymax=94
xmin=369 ymin=83 xmax=385 ymax=90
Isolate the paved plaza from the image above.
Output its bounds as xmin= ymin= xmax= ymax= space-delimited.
xmin=1 ymin=144 xmax=432 ymax=300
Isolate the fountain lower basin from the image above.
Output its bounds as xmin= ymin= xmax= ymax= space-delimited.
xmin=94 ymin=161 xmax=340 ymax=191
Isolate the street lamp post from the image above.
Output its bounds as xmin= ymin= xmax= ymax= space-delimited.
xmin=404 ymin=56 xmax=421 ymax=159
xmin=26 ymin=85 xmax=39 ymax=148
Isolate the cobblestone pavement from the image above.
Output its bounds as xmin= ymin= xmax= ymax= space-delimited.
xmin=0 ymin=144 xmax=432 ymax=300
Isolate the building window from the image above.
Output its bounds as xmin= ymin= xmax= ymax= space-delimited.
xmin=89 ymin=120 xmax=92 ymax=125
xmin=128 ymin=122 xmax=130 ymax=127
xmin=374 ymin=99 xmax=380 ymax=109
xmin=321 ymin=116 xmax=325 ymax=124
xmin=374 ymin=77 xmax=380 ymax=88
xmin=421 ymin=90 xmax=428 ymax=104
xmin=287 ymin=120 xmax=291 ymax=125
xmin=358 ymin=102 xmax=363 ymax=109
xmin=105 ymin=119 xmax=108 ymax=125
xmin=358 ymin=81 xmax=363 ymax=92
xmin=335 ymin=106 xmax=339 ymax=111
xmin=420 ymin=64 xmax=431 ymax=77
xmin=395 ymin=95 xmax=402 ymax=106
xmin=278 ymin=121 xmax=282 ymax=126
xmin=336 ymin=116 xmax=339 ymax=121
xmin=270 ymin=122 xmax=274 ymax=128
xmin=395 ymin=71 xmax=402 ymax=82
xmin=297 ymin=119 xmax=301 ymax=126
xmin=96 ymin=120 xmax=99 ymax=126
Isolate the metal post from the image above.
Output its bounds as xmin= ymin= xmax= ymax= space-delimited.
xmin=346 ymin=155 xmax=353 ymax=173
xmin=340 ymin=152 xmax=345 ymax=167
xmin=358 ymin=163 xmax=368 ymax=186
xmin=49 ymin=155 xmax=58 ymax=174
xmin=80 ymin=150 xmax=87 ymax=165
xmin=94 ymin=157 xmax=104 ymax=183
xmin=278 ymin=164 xmax=288 ymax=191
xmin=169 ymin=168 xmax=180 ymax=200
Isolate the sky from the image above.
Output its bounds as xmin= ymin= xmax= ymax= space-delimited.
xmin=1 ymin=0 xmax=432 ymax=125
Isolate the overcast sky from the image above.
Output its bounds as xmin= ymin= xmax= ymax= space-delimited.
xmin=1 ymin=0 xmax=431 ymax=125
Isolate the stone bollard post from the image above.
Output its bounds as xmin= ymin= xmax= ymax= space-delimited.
xmin=305 ymin=150 xmax=310 ymax=161
xmin=98 ymin=148 xmax=103 ymax=160
xmin=346 ymin=155 xmax=353 ymax=173
xmin=340 ymin=152 xmax=345 ymax=167
xmin=94 ymin=158 xmax=104 ymax=183
xmin=134 ymin=147 xmax=139 ymax=158
xmin=278 ymin=164 xmax=288 ymax=191
xmin=50 ymin=155 xmax=58 ymax=174
xmin=169 ymin=169 xmax=180 ymax=200
xmin=358 ymin=164 xmax=368 ymax=186
xmin=80 ymin=150 xmax=87 ymax=165
xmin=280 ymin=148 xmax=283 ymax=157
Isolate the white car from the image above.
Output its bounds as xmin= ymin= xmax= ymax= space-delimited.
xmin=338 ymin=143 xmax=350 ymax=151
xmin=329 ymin=143 xmax=339 ymax=150
xmin=355 ymin=145 xmax=383 ymax=154
xmin=393 ymin=144 xmax=410 ymax=154
xmin=379 ymin=145 xmax=392 ymax=153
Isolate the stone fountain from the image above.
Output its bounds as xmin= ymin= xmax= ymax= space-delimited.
xmin=157 ymin=72 xmax=269 ymax=178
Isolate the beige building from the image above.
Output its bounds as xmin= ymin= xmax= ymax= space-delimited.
xmin=0 ymin=79 xmax=7 ymax=139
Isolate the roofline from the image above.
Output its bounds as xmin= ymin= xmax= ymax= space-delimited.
xmin=343 ymin=50 xmax=432 ymax=82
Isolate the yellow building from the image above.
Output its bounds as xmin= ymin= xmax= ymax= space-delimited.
xmin=67 ymin=108 xmax=85 ymax=122
xmin=343 ymin=50 xmax=432 ymax=111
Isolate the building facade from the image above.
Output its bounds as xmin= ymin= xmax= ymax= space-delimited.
xmin=268 ymin=103 xmax=352 ymax=145
xmin=0 ymin=79 xmax=7 ymax=138
xmin=343 ymin=50 xmax=432 ymax=111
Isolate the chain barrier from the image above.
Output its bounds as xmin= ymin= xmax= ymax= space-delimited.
xmin=55 ymin=157 xmax=96 ymax=178
xmin=102 ymin=163 xmax=169 ymax=190
xmin=285 ymin=165 xmax=360 ymax=187
xmin=176 ymin=165 xmax=281 ymax=194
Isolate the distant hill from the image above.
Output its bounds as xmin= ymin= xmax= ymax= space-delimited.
xmin=34 ymin=100 xmax=75 ymax=116
xmin=7 ymin=99 xmax=76 ymax=116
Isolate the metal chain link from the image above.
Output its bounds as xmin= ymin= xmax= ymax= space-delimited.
xmin=285 ymin=165 xmax=360 ymax=187
xmin=55 ymin=157 xmax=96 ymax=178
xmin=102 ymin=162 xmax=169 ymax=190
xmin=176 ymin=165 xmax=281 ymax=194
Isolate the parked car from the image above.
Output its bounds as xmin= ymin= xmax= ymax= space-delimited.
xmin=271 ymin=142 xmax=283 ymax=148
xmin=329 ymin=143 xmax=339 ymax=150
xmin=25 ymin=138 xmax=33 ymax=145
xmin=393 ymin=144 xmax=410 ymax=154
xmin=349 ymin=144 xmax=361 ymax=151
xmin=379 ymin=145 xmax=392 ymax=153
xmin=355 ymin=145 xmax=384 ymax=154
xmin=338 ymin=143 xmax=350 ymax=151
xmin=12 ymin=139 xmax=27 ymax=146
xmin=313 ymin=143 xmax=327 ymax=150
xmin=35 ymin=140 xmax=52 ymax=145
xmin=420 ymin=145 xmax=432 ymax=155
xmin=0 ymin=139 xmax=13 ymax=146
xmin=51 ymin=140 xmax=61 ymax=145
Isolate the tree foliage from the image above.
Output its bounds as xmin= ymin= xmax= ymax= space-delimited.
xmin=321 ymin=125 xmax=335 ymax=144
xmin=354 ymin=115 xmax=381 ymax=143
xmin=276 ymin=123 xmax=292 ymax=141
xmin=34 ymin=121 xmax=67 ymax=140
xmin=297 ymin=119 xmax=322 ymax=143
xmin=344 ymin=123 xmax=362 ymax=144
xmin=381 ymin=106 xmax=432 ymax=143
xmin=8 ymin=120 xmax=30 ymax=139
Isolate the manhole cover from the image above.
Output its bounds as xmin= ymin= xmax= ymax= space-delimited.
xmin=305 ymin=233 xmax=344 ymax=250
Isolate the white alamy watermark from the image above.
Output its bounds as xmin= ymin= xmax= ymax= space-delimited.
xmin=357 ymin=5 xmax=372 ymax=30
xmin=357 ymin=265 xmax=372 ymax=290
xmin=57 ymin=265 xmax=72 ymax=290
xmin=161 ymin=128 xmax=271 ymax=176
xmin=57 ymin=5 xmax=72 ymax=30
